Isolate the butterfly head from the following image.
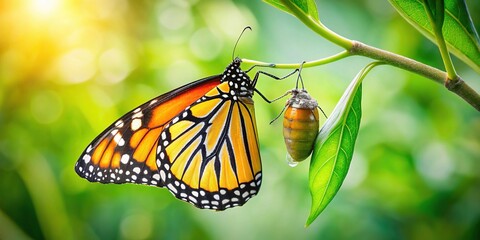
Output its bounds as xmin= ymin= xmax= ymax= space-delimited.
xmin=221 ymin=57 xmax=253 ymax=98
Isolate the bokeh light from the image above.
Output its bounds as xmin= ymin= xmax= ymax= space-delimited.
xmin=31 ymin=0 xmax=60 ymax=16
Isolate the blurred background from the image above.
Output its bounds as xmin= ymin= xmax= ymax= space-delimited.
xmin=1 ymin=0 xmax=479 ymax=239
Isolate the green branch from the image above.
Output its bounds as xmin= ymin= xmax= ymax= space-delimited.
xmin=350 ymin=41 xmax=480 ymax=111
xmin=242 ymin=50 xmax=349 ymax=69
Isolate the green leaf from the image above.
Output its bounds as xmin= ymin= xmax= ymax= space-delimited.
xmin=388 ymin=0 xmax=480 ymax=73
xmin=263 ymin=0 xmax=320 ymax=23
xmin=305 ymin=62 xmax=382 ymax=226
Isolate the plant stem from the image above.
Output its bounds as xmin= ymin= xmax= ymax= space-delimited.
xmin=242 ymin=50 xmax=349 ymax=69
xmin=350 ymin=41 xmax=444 ymax=84
xmin=350 ymin=41 xmax=480 ymax=111
xmin=435 ymin=34 xmax=458 ymax=80
xmin=357 ymin=62 xmax=386 ymax=83
xmin=423 ymin=0 xmax=458 ymax=81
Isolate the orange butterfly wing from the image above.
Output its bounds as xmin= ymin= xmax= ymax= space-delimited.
xmin=156 ymin=81 xmax=262 ymax=210
xmin=75 ymin=76 xmax=221 ymax=186
xmin=76 ymin=58 xmax=263 ymax=210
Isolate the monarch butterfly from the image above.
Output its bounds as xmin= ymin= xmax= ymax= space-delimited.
xmin=271 ymin=63 xmax=326 ymax=164
xmin=74 ymin=27 xmax=299 ymax=210
xmin=76 ymin=57 xmax=264 ymax=210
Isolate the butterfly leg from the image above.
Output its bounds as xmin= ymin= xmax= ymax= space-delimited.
xmin=251 ymin=69 xmax=299 ymax=103
xmin=244 ymin=63 xmax=275 ymax=73
xmin=251 ymin=69 xmax=299 ymax=87
xmin=269 ymin=104 xmax=288 ymax=124
xmin=317 ymin=106 xmax=328 ymax=119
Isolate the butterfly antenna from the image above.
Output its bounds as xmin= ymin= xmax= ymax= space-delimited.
xmin=232 ymin=26 xmax=252 ymax=60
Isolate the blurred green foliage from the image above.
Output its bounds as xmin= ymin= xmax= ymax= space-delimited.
xmin=1 ymin=0 xmax=479 ymax=239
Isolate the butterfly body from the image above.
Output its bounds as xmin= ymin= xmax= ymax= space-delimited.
xmin=76 ymin=58 xmax=262 ymax=210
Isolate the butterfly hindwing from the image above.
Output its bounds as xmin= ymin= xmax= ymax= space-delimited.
xmin=75 ymin=76 xmax=221 ymax=186
xmin=156 ymin=81 xmax=262 ymax=210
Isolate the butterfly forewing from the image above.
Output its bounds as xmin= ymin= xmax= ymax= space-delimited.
xmin=75 ymin=76 xmax=221 ymax=186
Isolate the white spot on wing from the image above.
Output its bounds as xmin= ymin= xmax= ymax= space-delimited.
xmin=160 ymin=170 xmax=166 ymax=181
xmin=172 ymin=117 xmax=179 ymax=124
xmin=167 ymin=183 xmax=177 ymax=194
xmin=115 ymin=120 xmax=124 ymax=128
xmin=188 ymin=196 xmax=197 ymax=204
xmin=131 ymin=118 xmax=142 ymax=131
xmin=83 ymin=154 xmax=91 ymax=163
xmin=113 ymin=133 xmax=125 ymax=146
xmin=120 ymin=154 xmax=130 ymax=164
xmin=132 ymin=111 xmax=143 ymax=119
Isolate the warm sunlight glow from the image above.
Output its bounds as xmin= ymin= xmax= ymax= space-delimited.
xmin=31 ymin=0 xmax=59 ymax=15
